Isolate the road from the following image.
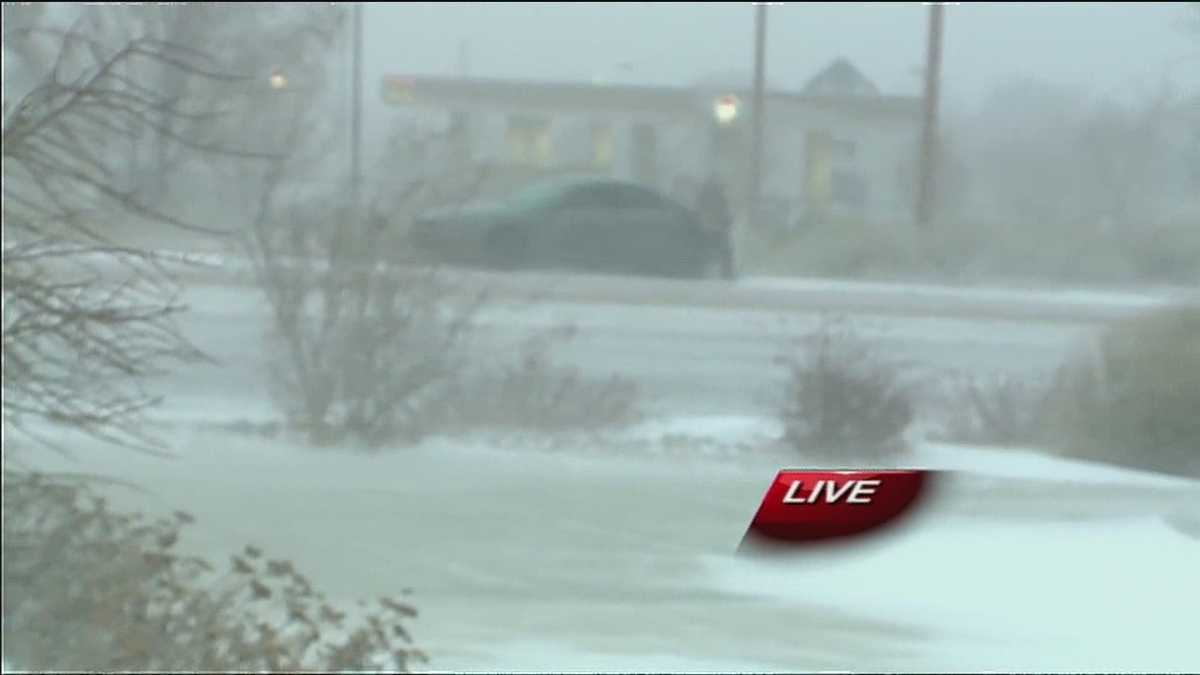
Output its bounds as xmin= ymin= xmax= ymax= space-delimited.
xmin=161 ymin=273 xmax=1127 ymax=422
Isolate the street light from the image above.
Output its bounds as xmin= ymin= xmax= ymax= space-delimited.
xmin=714 ymin=95 xmax=740 ymax=126
xmin=268 ymin=70 xmax=289 ymax=90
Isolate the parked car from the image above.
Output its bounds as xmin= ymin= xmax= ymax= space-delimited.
xmin=410 ymin=176 xmax=735 ymax=279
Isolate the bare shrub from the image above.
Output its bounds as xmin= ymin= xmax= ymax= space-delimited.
xmin=248 ymin=192 xmax=639 ymax=444
xmin=1045 ymin=304 xmax=1200 ymax=477
xmin=777 ymin=316 xmax=916 ymax=462
xmin=2 ymin=470 xmax=425 ymax=672
xmin=245 ymin=177 xmax=484 ymax=448
xmin=931 ymin=372 xmax=1055 ymax=447
xmin=246 ymin=109 xmax=644 ymax=447
xmin=425 ymin=325 xmax=643 ymax=435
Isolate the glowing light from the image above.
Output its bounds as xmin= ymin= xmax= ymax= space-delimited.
xmin=714 ymin=95 xmax=740 ymax=125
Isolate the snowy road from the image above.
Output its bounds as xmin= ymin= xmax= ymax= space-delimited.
xmin=161 ymin=280 xmax=1113 ymax=421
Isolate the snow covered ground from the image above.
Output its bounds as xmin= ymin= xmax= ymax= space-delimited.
xmin=7 ymin=414 xmax=1198 ymax=673
xmin=7 ymin=253 xmax=1197 ymax=673
xmin=742 ymin=275 xmax=1197 ymax=311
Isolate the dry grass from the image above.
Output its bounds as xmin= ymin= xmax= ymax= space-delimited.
xmin=1 ymin=470 xmax=426 ymax=672
xmin=776 ymin=316 xmax=917 ymax=463
xmin=424 ymin=325 xmax=643 ymax=436
xmin=1045 ymin=304 xmax=1200 ymax=477
xmin=930 ymin=373 xmax=1056 ymax=447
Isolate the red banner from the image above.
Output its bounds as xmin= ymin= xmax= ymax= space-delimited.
xmin=741 ymin=470 xmax=936 ymax=550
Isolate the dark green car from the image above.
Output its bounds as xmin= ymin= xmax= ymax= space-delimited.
xmin=411 ymin=176 xmax=735 ymax=280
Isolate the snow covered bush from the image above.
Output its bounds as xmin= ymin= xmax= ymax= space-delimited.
xmin=424 ymin=325 xmax=642 ymax=435
xmin=243 ymin=136 xmax=485 ymax=448
xmin=931 ymin=373 xmax=1056 ymax=447
xmin=1 ymin=470 xmax=426 ymax=671
xmin=1047 ymin=304 xmax=1200 ymax=477
xmin=777 ymin=316 xmax=916 ymax=462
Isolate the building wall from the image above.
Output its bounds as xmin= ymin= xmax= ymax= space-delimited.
xmin=765 ymin=101 xmax=921 ymax=224
xmin=380 ymin=96 xmax=920 ymax=225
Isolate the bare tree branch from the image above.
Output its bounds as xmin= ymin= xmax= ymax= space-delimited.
xmin=1 ymin=19 xmax=265 ymax=454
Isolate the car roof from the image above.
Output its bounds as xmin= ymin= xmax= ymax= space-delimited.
xmin=523 ymin=174 xmax=649 ymax=194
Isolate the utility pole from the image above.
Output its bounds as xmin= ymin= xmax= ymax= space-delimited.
xmin=749 ymin=3 xmax=767 ymax=234
xmin=457 ymin=39 xmax=471 ymax=78
xmin=915 ymin=4 xmax=944 ymax=228
xmin=350 ymin=2 xmax=364 ymax=213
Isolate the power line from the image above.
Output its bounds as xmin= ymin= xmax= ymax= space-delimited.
xmin=350 ymin=2 xmax=364 ymax=213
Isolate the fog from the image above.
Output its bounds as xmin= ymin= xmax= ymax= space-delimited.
xmin=3 ymin=3 xmax=1199 ymax=673
xmin=360 ymin=3 xmax=1197 ymax=106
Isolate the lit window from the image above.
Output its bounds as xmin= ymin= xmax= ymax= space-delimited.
xmin=592 ymin=124 xmax=614 ymax=169
xmin=507 ymin=115 xmax=553 ymax=167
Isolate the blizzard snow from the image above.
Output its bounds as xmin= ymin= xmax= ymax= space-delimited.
xmin=742 ymin=275 xmax=1197 ymax=312
xmin=7 ymin=413 xmax=1198 ymax=673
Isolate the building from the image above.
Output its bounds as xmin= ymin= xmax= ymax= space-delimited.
xmin=380 ymin=59 xmax=923 ymax=227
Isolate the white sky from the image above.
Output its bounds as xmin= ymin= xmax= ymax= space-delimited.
xmin=363 ymin=2 xmax=1200 ymax=114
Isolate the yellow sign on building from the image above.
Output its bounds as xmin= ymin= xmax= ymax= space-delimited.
xmin=805 ymin=130 xmax=834 ymax=216
xmin=507 ymin=116 xmax=554 ymax=167
xmin=592 ymin=124 xmax=614 ymax=170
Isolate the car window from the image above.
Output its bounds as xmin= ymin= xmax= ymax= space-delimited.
xmin=560 ymin=183 xmax=671 ymax=210
xmin=508 ymin=180 xmax=571 ymax=211
xmin=616 ymin=186 xmax=668 ymax=209
xmin=560 ymin=184 xmax=628 ymax=209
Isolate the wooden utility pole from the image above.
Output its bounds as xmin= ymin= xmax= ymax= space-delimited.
xmin=350 ymin=2 xmax=364 ymax=212
xmin=749 ymin=3 xmax=767 ymax=233
xmin=916 ymin=4 xmax=944 ymax=227
xmin=458 ymin=39 xmax=471 ymax=78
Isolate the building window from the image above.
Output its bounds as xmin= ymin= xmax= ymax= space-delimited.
xmin=592 ymin=123 xmax=614 ymax=170
xmin=805 ymin=130 xmax=834 ymax=213
xmin=507 ymin=115 xmax=553 ymax=167
xmin=831 ymin=139 xmax=856 ymax=160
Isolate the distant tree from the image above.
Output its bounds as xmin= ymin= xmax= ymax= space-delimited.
xmin=960 ymin=77 xmax=1177 ymax=230
xmin=1074 ymin=94 xmax=1171 ymax=229
xmin=959 ymin=78 xmax=1091 ymax=226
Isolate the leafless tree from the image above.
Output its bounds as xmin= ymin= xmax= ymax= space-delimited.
xmin=1 ymin=18 xmax=265 ymax=453
xmin=240 ymin=92 xmax=489 ymax=448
